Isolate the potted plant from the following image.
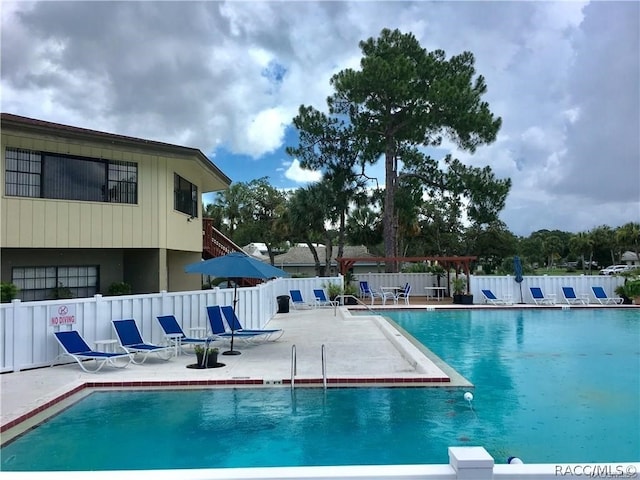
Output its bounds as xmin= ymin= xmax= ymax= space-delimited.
xmin=325 ymin=282 xmax=343 ymax=301
xmin=107 ymin=282 xmax=131 ymax=296
xmin=451 ymin=277 xmax=473 ymax=305
xmin=615 ymin=280 xmax=640 ymax=305
xmin=343 ymin=283 xmax=359 ymax=305
xmin=194 ymin=345 xmax=219 ymax=368
xmin=0 ymin=282 xmax=19 ymax=303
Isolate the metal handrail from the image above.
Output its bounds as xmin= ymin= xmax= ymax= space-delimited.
xmin=290 ymin=344 xmax=297 ymax=390
xmin=321 ymin=344 xmax=327 ymax=390
xmin=333 ymin=295 xmax=375 ymax=316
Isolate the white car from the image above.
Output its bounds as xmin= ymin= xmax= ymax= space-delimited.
xmin=599 ymin=265 xmax=630 ymax=275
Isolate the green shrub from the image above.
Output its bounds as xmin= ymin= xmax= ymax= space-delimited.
xmin=107 ymin=282 xmax=132 ymax=296
xmin=618 ymin=280 xmax=640 ymax=299
xmin=0 ymin=282 xmax=19 ymax=303
xmin=51 ymin=283 xmax=73 ymax=299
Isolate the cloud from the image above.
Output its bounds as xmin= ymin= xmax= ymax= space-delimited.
xmin=1 ymin=1 xmax=638 ymax=236
xmin=283 ymin=159 xmax=322 ymax=184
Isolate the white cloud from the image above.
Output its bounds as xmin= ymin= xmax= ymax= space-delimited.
xmin=283 ymin=159 xmax=322 ymax=184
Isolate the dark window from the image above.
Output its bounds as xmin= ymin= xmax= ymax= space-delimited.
xmin=4 ymin=148 xmax=41 ymax=197
xmin=12 ymin=266 xmax=98 ymax=301
xmin=174 ymin=174 xmax=198 ymax=217
xmin=4 ymin=147 xmax=137 ymax=204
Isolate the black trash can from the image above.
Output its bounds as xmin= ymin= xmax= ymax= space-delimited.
xmin=277 ymin=295 xmax=290 ymax=313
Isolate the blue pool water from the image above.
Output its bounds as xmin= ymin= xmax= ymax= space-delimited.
xmin=2 ymin=308 xmax=638 ymax=471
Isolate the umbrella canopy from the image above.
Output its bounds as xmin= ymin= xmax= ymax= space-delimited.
xmin=184 ymin=252 xmax=290 ymax=280
xmin=513 ymin=256 xmax=524 ymax=283
xmin=513 ymin=256 xmax=524 ymax=303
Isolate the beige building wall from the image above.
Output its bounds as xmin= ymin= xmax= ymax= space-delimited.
xmin=0 ymin=116 xmax=230 ymax=295
xmin=0 ymin=130 xmax=218 ymax=252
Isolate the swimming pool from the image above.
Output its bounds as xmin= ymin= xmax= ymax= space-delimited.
xmin=1 ymin=308 xmax=638 ymax=471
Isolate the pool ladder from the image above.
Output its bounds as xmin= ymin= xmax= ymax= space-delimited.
xmin=290 ymin=344 xmax=327 ymax=391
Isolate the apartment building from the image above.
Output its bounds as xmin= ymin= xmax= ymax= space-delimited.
xmin=1 ymin=113 xmax=230 ymax=300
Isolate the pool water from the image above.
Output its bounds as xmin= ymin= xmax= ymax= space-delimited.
xmin=1 ymin=308 xmax=638 ymax=471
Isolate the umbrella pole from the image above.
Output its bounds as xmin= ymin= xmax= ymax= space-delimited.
xmin=223 ymin=282 xmax=241 ymax=356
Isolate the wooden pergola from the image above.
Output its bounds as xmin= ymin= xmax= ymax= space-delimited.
xmin=338 ymin=256 xmax=477 ymax=293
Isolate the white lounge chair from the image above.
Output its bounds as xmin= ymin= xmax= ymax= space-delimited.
xmin=53 ymin=330 xmax=132 ymax=373
xmin=481 ymin=289 xmax=512 ymax=305
xmin=591 ymin=286 xmax=623 ymax=305
xmin=529 ymin=287 xmax=556 ymax=305
xmin=561 ymin=287 xmax=589 ymax=305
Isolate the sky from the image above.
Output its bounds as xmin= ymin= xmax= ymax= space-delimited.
xmin=1 ymin=1 xmax=638 ymax=237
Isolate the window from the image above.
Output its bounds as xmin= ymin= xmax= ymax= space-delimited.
xmin=4 ymin=147 xmax=137 ymax=204
xmin=4 ymin=148 xmax=41 ymax=197
xmin=174 ymin=173 xmax=198 ymax=217
xmin=12 ymin=266 xmax=98 ymax=301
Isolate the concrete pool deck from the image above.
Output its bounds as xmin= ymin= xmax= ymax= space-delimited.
xmin=2 ymin=300 xmax=634 ymax=434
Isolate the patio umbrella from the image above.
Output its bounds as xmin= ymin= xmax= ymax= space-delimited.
xmin=513 ymin=256 xmax=524 ymax=304
xmin=184 ymin=252 xmax=290 ymax=355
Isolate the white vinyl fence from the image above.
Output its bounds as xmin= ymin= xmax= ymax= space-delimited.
xmin=0 ymin=276 xmax=344 ymax=373
xmin=0 ymin=273 xmax=624 ymax=373
xmin=355 ymin=272 xmax=624 ymax=304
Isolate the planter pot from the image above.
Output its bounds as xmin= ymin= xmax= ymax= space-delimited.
xmin=454 ymin=294 xmax=473 ymax=305
xmin=345 ymin=297 xmax=358 ymax=305
xmin=196 ymin=352 xmax=219 ymax=368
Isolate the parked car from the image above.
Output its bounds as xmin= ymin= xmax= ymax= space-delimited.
xmin=599 ymin=265 xmax=630 ymax=275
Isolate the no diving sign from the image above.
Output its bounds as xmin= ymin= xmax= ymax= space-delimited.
xmin=49 ymin=304 xmax=76 ymax=326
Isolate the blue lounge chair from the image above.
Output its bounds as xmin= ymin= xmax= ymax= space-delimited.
xmin=221 ymin=306 xmax=284 ymax=341
xmin=157 ymin=315 xmax=208 ymax=352
xmin=591 ymin=286 xmax=623 ymax=305
xmin=206 ymin=306 xmax=263 ymax=343
xmin=481 ymin=289 xmax=512 ymax=305
xmin=313 ymin=289 xmax=338 ymax=308
xmin=112 ymin=319 xmax=174 ymax=364
xmin=561 ymin=287 xmax=589 ymax=305
xmin=529 ymin=287 xmax=556 ymax=305
xmin=53 ymin=330 xmax=132 ymax=373
xmin=289 ymin=289 xmax=313 ymax=309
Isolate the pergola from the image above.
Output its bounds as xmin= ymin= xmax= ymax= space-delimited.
xmin=338 ymin=256 xmax=477 ymax=294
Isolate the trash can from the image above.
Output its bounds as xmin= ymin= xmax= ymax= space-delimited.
xmin=277 ymin=295 xmax=290 ymax=313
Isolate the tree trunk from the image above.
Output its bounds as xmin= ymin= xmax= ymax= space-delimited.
xmin=383 ymin=143 xmax=397 ymax=272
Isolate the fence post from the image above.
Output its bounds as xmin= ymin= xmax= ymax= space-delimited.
xmin=449 ymin=446 xmax=494 ymax=479
xmin=11 ymin=299 xmax=22 ymax=372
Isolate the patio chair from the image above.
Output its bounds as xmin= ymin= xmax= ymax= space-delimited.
xmin=52 ymin=330 xmax=133 ymax=373
xmin=112 ymin=319 xmax=174 ymax=364
xmin=156 ymin=315 xmax=208 ymax=353
xmin=481 ymin=289 xmax=512 ymax=305
xmin=313 ymin=288 xmax=338 ymax=308
xmin=591 ymin=286 xmax=623 ymax=305
xmin=221 ymin=305 xmax=284 ymax=341
xmin=529 ymin=287 xmax=556 ymax=305
xmin=561 ymin=287 xmax=589 ymax=305
xmin=359 ymin=281 xmax=372 ymax=300
xmin=206 ymin=306 xmax=264 ymax=344
xmin=289 ymin=289 xmax=313 ymax=309
xmin=395 ymin=283 xmax=412 ymax=305
xmin=359 ymin=281 xmax=388 ymax=305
